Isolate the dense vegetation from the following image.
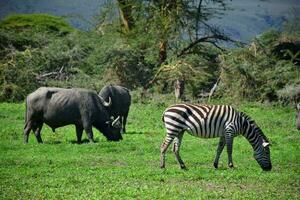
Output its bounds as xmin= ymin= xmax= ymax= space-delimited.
xmin=0 ymin=2 xmax=299 ymax=103
xmin=0 ymin=101 xmax=299 ymax=199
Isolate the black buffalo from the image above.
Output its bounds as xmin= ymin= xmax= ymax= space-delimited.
xmin=99 ymin=85 xmax=131 ymax=133
xmin=24 ymin=87 xmax=123 ymax=144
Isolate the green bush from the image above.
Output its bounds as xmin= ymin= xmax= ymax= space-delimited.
xmin=102 ymin=49 xmax=154 ymax=89
xmin=0 ymin=14 xmax=100 ymax=101
xmin=217 ymin=40 xmax=299 ymax=103
xmin=0 ymin=14 xmax=74 ymax=34
xmin=277 ymin=84 xmax=300 ymax=104
xmin=0 ymin=51 xmax=37 ymax=101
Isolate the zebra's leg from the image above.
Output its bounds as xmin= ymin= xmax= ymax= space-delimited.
xmin=173 ymin=132 xmax=186 ymax=170
xmin=160 ymin=133 xmax=175 ymax=169
xmin=225 ymin=129 xmax=235 ymax=168
xmin=213 ymin=136 xmax=226 ymax=169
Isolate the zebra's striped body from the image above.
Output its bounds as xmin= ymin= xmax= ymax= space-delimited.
xmin=160 ymin=104 xmax=272 ymax=171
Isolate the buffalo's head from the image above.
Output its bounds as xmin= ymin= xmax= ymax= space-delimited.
xmin=102 ymin=116 xmax=123 ymax=141
xmin=296 ymin=103 xmax=300 ymax=130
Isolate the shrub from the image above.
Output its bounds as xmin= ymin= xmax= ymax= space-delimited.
xmin=277 ymin=84 xmax=300 ymax=105
xmin=102 ymin=49 xmax=154 ymax=89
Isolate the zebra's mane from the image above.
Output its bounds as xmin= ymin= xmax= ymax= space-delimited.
xmin=240 ymin=111 xmax=270 ymax=142
xmin=240 ymin=112 xmax=255 ymax=124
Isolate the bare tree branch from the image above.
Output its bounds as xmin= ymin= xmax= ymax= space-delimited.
xmin=177 ymin=34 xmax=245 ymax=57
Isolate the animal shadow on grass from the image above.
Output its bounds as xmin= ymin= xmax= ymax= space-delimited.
xmin=44 ymin=140 xmax=62 ymax=145
xmin=69 ymin=138 xmax=99 ymax=144
xmin=125 ymin=131 xmax=144 ymax=135
xmin=125 ymin=131 xmax=158 ymax=136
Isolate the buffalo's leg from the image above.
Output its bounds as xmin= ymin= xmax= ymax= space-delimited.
xmin=173 ymin=132 xmax=186 ymax=169
xmin=160 ymin=133 xmax=175 ymax=168
xmin=24 ymin=120 xmax=33 ymax=144
xmin=214 ymin=136 xmax=226 ymax=169
xmin=33 ymin=122 xmax=43 ymax=143
xmin=83 ymin=124 xmax=94 ymax=143
xmin=123 ymin=111 xmax=129 ymax=133
xmin=75 ymin=124 xmax=83 ymax=144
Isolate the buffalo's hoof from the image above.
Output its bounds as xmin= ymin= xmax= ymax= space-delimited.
xmin=229 ymin=163 xmax=234 ymax=168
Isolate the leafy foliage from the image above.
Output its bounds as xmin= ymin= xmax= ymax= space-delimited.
xmin=277 ymin=84 xmax=300 ymax=104
xmin=0 ymin=12 xmax=299 ymax=103
xmin=217 ymin=25 xmax=300 ymax=103
xmin=102 ymin=49 xmax=154 ymax=89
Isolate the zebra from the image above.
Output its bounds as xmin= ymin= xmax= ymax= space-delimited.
xmin=160 ymin=104 xmax=272 ymax=171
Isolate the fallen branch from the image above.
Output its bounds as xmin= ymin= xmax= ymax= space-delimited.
xmin=37 ymin=66 xmax=65 ymax=80
xmin=208 ymin=77 xmax=220 ymax=102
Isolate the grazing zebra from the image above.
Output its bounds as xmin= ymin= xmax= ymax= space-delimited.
xmin=160 ymin=104 xmax=272 ymax=171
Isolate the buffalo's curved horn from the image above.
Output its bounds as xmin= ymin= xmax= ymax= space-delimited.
xmin=99 ymin=96 xmax=112 ymax=107
xmin=112 ymin=116 xmax=121 ymax=127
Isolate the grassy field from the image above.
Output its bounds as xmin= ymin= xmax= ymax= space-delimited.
xmin=0 ymin=101 xmax=299 ymax=199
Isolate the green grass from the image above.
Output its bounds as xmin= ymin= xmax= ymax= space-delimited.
xmin=0 ymin=102 xmax=299 ymax=199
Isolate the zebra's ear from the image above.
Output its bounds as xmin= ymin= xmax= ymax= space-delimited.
xmin=262 ymin=142 xmax=270 ymax=147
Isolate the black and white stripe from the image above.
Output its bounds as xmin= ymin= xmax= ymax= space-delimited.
xmin=160 ymin=104 xmax=272 ymax=171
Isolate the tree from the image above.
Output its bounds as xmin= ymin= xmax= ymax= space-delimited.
xmin=109 ymin=0 xmax=236 ymax=62
xmin=99 ymin=0 xmax=238 ymax=98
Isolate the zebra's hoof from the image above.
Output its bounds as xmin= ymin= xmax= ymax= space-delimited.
xmin=180 ymin=165 xmax=188 ymax=170
xmin=214 ymin=162 xmax=218 ymax=169
xmin=160 ymin=165 xmax=165 ymax=169
xmin=229 ymin=163 xmax=234 ymax=168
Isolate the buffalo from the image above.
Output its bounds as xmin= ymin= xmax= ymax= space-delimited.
xmin=296 ymin=103 xmax=300 ymax=130
xmin=99 ymin=85 xmax=131 ymax=133
xmin=24 ymin=87 xmax=123 ymax=144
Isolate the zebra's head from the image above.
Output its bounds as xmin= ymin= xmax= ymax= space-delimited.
xmin=253 ymin=138 xmax=272 ymax=171
xmin=241 ymin=112 xmax=272 ymax=171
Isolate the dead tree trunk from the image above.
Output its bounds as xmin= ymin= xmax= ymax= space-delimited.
xmin=158 ymin=40 xmax=167 ymax=66
xmin=174 ymin=79 xmax=185 ymax=101
xmin=117 ymin=0 xmax=134 ymax=32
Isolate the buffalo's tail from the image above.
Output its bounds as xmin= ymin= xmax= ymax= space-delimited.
xmin=24 ymin=97 xmax=29 ymax=130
